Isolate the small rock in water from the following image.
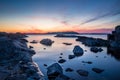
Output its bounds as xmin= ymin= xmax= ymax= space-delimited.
xmin=92 ymin=68 xmax=104 ymax=73
xmin=82 ymin=61 xmax=92 ymax=64
xmin=77 ymin=69 xmax=89 ymax=77
xmin=60 ymin=53 xmax=63 ymax=55
xmin=43 ymin=64 xmax=47 ymax=67
xmin=68 ymin=55 xmax=75 ymax=59
xmin=29 ymin=46 xmax=33 ymax=49
xmin=58 ymin=59 xmax=66 ymax=63
xmin=43 ymin=48 xmax=46 ymax=50
xmin=59 ymin=56 xmax=62 ymax=58
xmin=65 ymin=68 xmax=74 ymax=72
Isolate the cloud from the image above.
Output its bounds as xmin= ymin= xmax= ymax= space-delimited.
xmin=27 ymin=26 xmax=44 ymax=33
xmin=81 ymin=0 xmax=120 ymax=25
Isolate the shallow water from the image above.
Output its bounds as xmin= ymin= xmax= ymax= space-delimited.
xmin=26 ymin=34 xmax=120 ymax=80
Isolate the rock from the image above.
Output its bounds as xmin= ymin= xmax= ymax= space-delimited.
xmin=60 ymin=53 xmax=63 ymax=55
xmin=63 ymin=42 xmax=72 ymax=45
xmin=73 ymin=45 xmax=84 ymax=56
xmin=77 ymin=69 xmax=89 ymax=77
xmin=82 ymin=61 xmax=92 ymax=64
xmin=59 ymin=56 xmax=62 ymax=58
xmin=58 ymin=59 xmax=66 ymax=63
xmin=76 ymin=36 xmax=108 ymax=47
xmin=29 ymin=46 xmax=33 ymax=49
xmin=68 ymin=55 xmax=75 ymax=59
xmin=0 ymin=33 xmax=44 ymax=80
xmin=47 ymin=63 xmax=63 ymax=79
xmin=92 ymin=68 xmax=104 ymax=73
xmin=0 ymin=71 xmax=10 ymax=80
xmin=40 ymin=38 xmax=54 ymax=46
xmin=65 ymin=68 xmax=74 ymax=72
xmin=90 ymin=47 xmax=103 ymax=53
xmin=30 ymin=40 xmax=38 ymax=44
xmin=43 ymin=64 xmax=47 ymax=67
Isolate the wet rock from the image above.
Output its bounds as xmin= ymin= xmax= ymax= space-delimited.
xmin=76 ymin=36 xmax=108 ymax=47
xmin=59 ymin=56 xmax=62 ymax=58
xmin=30 ymin=40 xmax=38 ymax=44
xmin=60 ymin=53 xmax=63 ymax=55
xmin=90 ymin=47 xmax=103 ymax=53
xmin=65 ymin=68 xmax=74 ymax=72
xmin=43 ymin=48 xmax=46 ymax=50
xmin=29 ymin=46 xmax=33 ymax=49
xmin=47 ymin=63 xmax=63 ymax=79
xmin=73 ymin=45 xmax=84 ymax=56
xmin=68 ymin=55 xmax=75 ymax=59
xmin=43 ymin=64 xmax=47 ymax=67
xmin=58 ymin=59 xmax=66 ymax=63
xmin=40 ymin=38 xmax=54 ymax=46
xmin=77 ymin=69 xmax=89 ymax=77
xmin=92 ymin=68 xmax=104 ymax=73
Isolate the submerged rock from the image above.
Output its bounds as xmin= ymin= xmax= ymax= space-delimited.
xmin=58 ymin=59 xmax=66 ymax=63
xmin=65 ymin=68 xmax=74 ymax=72
xmin=92 ymin=68 xmax=104 ymax=73
xmin=40 ymin=38 xmax=54 ymax=46
xmin=77 ymin=69 xmax=89 ymax=77
xmin=55 ymin=74 xmax=73 ymax=80
xmin=73 ymin=45 xmax=84 ymax=56
xmin=82 ymin=61 xmax=92 ymax=64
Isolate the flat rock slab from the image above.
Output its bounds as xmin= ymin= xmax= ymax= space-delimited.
xmin=77 ymin=69 xmax=89 ymax=77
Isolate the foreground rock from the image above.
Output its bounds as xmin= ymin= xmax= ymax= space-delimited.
xmin=0 ymin=33 xmax=44 ymax=80
xmin=92 ymin=68 xmax=104 ymax=73
xmin=77 ymin=69 xmax=89 ymax=77
xmin=47 ymin=63 xmax=73 ymax=80
xmin=40 ymin=38 xmax=54 ymax=46
xmin=90 ymin=47 xmax=103 ymax=53
xmin=73 ymin=45 xmax=84 ymax=56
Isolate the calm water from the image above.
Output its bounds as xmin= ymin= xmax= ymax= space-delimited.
xmin=26 ymin=34 xmax=120 ymax=80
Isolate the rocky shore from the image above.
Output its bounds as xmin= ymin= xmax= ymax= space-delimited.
xmin=0 ymin=32 xmax=44 ymax=80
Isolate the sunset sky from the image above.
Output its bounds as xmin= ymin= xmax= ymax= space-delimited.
xmin=0 ymin=0 xmax=120 ymax=33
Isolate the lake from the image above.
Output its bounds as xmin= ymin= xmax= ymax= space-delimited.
xmin=26 ymin=34 xmax=120 ymax=80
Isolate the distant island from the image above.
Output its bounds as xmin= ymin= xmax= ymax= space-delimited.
xmin=24 ymin=31 xmax=109 ymax=35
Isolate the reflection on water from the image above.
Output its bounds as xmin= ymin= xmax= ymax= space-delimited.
xmin=26 ymin=34 xmax=120 ymax=80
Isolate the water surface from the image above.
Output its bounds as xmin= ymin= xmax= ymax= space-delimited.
xmin=26 ymin=34 xmax=120 ymax=80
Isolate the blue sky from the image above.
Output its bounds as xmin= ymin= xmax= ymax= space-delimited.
xmin=0 ymin=0 xmax=120 ymax=33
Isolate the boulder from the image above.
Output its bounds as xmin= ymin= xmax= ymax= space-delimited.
xmin=40 ymin=38 xmax=54 ymax=46
xmin=73 ymin=45 xmax=84 ymax=56
xmin=47 ymin=63 xmax=63 ymax=79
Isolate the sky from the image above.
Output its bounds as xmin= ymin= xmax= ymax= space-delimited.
xmin=0 ymin=0 xmax=120 ymax=33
